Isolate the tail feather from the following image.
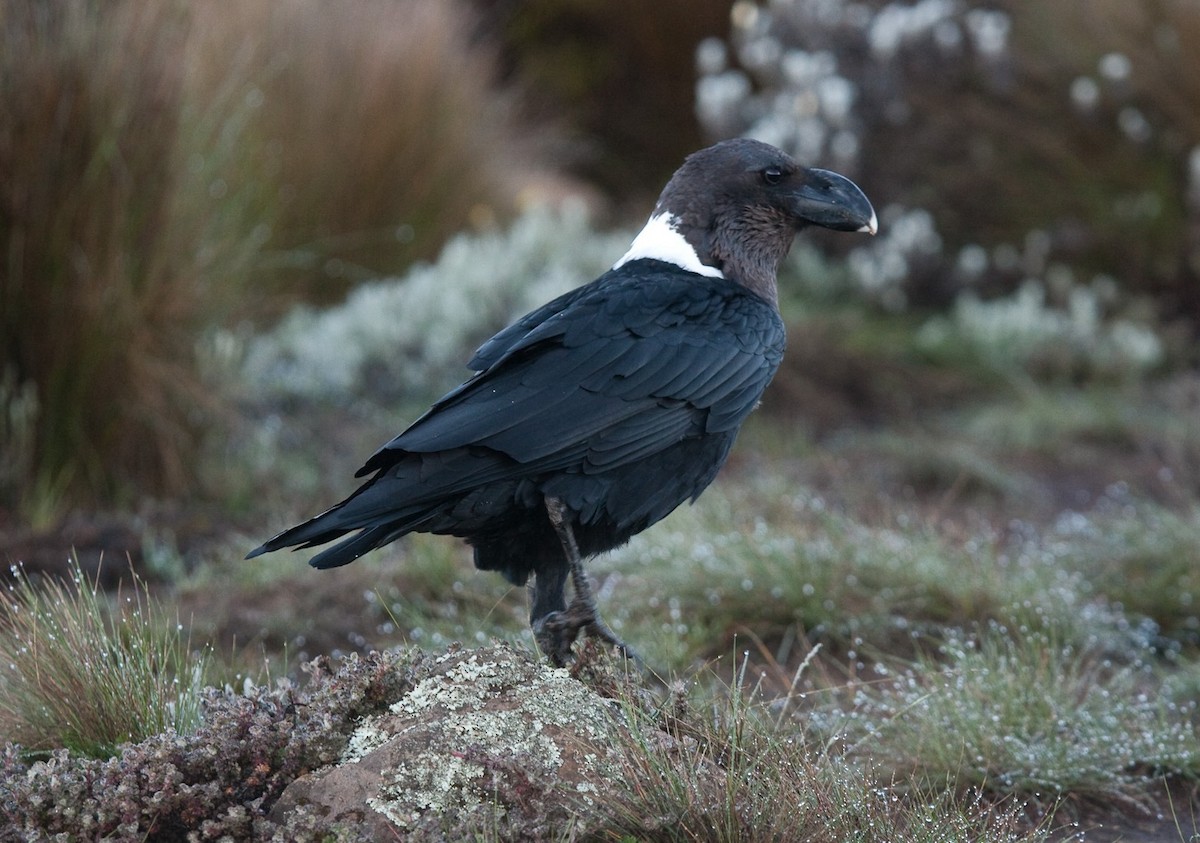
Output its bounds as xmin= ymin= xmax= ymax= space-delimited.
xmin=245 ymin=447 xmax=518 ymax=565
xmin=306 ymin=523 xmax=407 ymax=569
xmin=244 ymin=479 xmax=431 ymax=562
xmin=244 ymin=521 xmax=351 ymax=559
xmin=244 ymin=503 xmax=357 ymax=560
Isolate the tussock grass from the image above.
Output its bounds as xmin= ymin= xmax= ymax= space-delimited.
xmin=184 ymin=0 xmax=536 ymax=305
xmin=0 ymin=1 xmax=225 ymax=515
xmin=1 ymin=0 xmax=540 ymax=518
xmin=0 ymin=559 xmax=209 ymax=759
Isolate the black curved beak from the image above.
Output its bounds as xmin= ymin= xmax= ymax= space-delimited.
xmin=791 ymin=168 xmax=877 ymax=235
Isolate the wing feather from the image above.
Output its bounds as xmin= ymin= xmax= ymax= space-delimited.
xmin=360 ymin=265 xmax=784 ymax=478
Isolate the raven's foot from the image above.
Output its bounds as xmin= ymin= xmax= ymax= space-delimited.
xmin=533 ymin=590 xmax=639 ymax=667
xmin=532 ymin=608 xmax=579 ymax=667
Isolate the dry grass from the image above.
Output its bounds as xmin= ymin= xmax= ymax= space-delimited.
xmin=0 ymin=0 xmax=542 ymax=518
xmin=184 ymin=0 xmax=538 ymax=305
xmin=0 ymin=1 xmax=214 ymax=515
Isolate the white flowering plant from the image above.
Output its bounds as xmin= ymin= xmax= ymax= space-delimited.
xmin=697 ymin=0 xmax=1198 ymax=369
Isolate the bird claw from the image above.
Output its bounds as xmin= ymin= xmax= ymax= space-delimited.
xmin=533 ymin=601 xmax=640 ymax=668
xmin=533 ymin=611 xmax=578 ymax=667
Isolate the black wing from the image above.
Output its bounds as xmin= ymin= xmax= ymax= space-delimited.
xmin=466 ymin=282 xmax=594 ymax=371
xmin=359 ymin=261 xmax=785 ymax=473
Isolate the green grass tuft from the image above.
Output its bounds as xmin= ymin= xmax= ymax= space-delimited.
xmin=0 ymin=558 xmax=210 ymax=759
xmin=604 ymin=480 xmax=1098 ymax=668
xmin=827 ymin=624 xmax=1200 ymax=803
xmin=587 ymin=654 xmax=1047 ymax=842
xmin=1052 ymin=501 xmax=1200 ymax=644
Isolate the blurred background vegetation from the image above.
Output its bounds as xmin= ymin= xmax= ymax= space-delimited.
xmin=2 ymin=3 xmax=1200 ymax=834
xmin=0 ymin=0 xmax=1196 ymax=576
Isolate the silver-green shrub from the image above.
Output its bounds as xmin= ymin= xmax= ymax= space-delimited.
xmin=240 ymin=203 xmax=632 ymax=406
xmin=917 ymin=277 xmax=1163 ymax=378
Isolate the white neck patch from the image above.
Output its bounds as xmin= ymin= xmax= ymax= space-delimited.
xmin=613 ymin=212 xmax=724 ymax=278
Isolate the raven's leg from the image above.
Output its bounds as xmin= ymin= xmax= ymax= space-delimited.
xmin=530 ymin=571 xmax=573 ymax=666
xmin=535 ymin=495 xmax=638 ymax=665
xmin=529 ymin=563 xmax=567 ymax=624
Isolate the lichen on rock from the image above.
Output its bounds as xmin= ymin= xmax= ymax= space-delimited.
xmin=270 ymin=643 xmax=628 ymax=838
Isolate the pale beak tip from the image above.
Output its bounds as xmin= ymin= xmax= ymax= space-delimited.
xmin=859 ymin=210 xmax=879 ymax=236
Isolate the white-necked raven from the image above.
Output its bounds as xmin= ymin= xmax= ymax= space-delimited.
xmin=248 ymin=139 xmax=876 ymax=665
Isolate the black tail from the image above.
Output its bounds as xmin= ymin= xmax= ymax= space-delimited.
xmin=246 ymin=446 xmax=521 ymax=568
xmin=245 ymin=473 xmax=434 ymax=568
xmin=306 ymin=523 xmax=409 ymax=569
xmin=245 ymin=521 xmax=389 ymax=569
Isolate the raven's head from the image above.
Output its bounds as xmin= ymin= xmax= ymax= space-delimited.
xmin=616 ymin=138 xmax=876 ymax=303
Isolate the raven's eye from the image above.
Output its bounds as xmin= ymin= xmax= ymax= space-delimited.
xmin=762 ymin=166 xmax=784 ymax=185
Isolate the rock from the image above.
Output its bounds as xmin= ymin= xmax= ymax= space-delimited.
xmin=269 ymin=643 xmax=629 ymax=838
